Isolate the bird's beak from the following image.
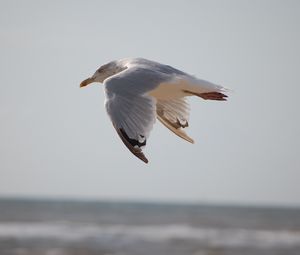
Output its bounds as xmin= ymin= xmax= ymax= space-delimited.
xmin=80 ymin=77 xmax=95 ymax=88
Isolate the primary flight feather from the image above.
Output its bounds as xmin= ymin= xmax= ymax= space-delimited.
xmin=80 ymin=58 xmax=228 ymax=163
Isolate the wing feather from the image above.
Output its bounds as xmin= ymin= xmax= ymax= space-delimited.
xmin=156 ymin=98 xmax=194 ymax=143
xmin=115 ymin=126 xmax=148 ymax=163
xmin=105 ymin=94 xmax=156 ymax=163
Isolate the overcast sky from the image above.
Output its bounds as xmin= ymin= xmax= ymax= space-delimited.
xmin=0 ymin=0 xmax=299 ymax=207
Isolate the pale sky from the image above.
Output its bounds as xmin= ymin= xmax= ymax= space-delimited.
xmin=0 ymin=0 xmax=299 ymax=207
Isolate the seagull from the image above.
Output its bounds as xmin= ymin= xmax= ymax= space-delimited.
xmin=80 ymin=58 xmax=228 ymax=163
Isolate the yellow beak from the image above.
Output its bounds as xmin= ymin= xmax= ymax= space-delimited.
xmin=80 ymin=77 xmax=95 ymax=88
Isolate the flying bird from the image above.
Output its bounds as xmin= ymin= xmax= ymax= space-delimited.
xmin=80 ymin=58 xmax=228 ymax=163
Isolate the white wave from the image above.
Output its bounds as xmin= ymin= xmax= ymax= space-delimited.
xmin=0 ymin=222 xmax=300 ymax=248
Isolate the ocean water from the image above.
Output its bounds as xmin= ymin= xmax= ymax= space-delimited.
xmin=0 ymin=199 xmax=300 ymax=255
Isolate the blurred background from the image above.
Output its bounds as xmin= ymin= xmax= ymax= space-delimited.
xmin=0 ymin=0 xmax=300 ymax=254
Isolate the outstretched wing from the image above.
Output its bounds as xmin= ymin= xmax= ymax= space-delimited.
xmin=156 ymin=98 xmax=194 ymax=143
xmin=103 ymin=67 xmax=165 ymax=163
xmin=105 ymin=93 xmax=156 ymax=163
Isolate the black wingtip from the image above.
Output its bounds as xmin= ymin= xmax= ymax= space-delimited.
xmin=115 ymin=127 xmax=149 ymax=164
xmin=142 ymin=157 xmax=149 ymax=164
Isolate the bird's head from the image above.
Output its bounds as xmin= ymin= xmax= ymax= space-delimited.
xmin=80 ymin=61 xmax=126 ymax=88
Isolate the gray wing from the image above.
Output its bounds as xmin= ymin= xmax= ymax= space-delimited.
xmin=104 ymin=67 xmax=167 ymax=163
xmin=128 ymin=58 xmax=187 ymax=76
xmin=105 ymin=93 xmax=156 ymax=163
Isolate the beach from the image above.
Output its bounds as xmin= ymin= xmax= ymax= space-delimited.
xmin=0 ymin=199 xmax=300 ymax=255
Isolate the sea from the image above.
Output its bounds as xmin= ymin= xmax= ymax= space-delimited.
xmin=0 ymin=198 xmax=300 ymax=255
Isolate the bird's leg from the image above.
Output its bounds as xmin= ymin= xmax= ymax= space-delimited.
xmin=183 ymin=90 xmax=228 ymax=101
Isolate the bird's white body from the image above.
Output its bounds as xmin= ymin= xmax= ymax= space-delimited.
xmin=81 ymin=58 xmax=228 ymax=163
